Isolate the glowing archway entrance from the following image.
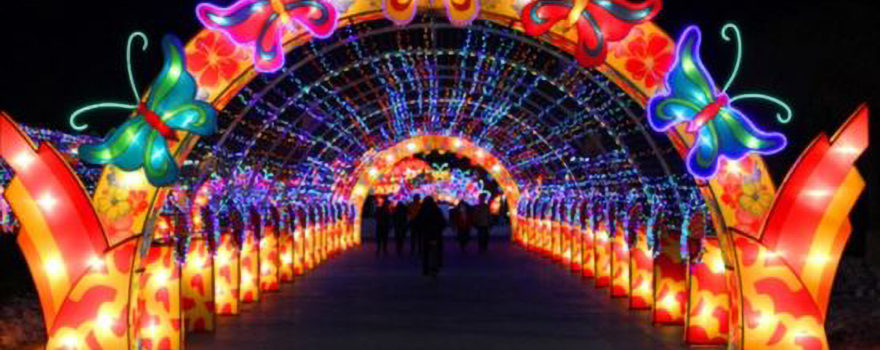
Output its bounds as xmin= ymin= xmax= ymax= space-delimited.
xmin=346 ymin=135 xmax=521 ymax=239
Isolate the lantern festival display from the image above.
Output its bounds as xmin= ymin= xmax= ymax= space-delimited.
xmin=0 ymin=0 xmax=870 ymax=348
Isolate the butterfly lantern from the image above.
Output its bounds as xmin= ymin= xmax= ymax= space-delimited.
xmin=196 ymin=0 xmax=340 ymax=73
xmin=647 ymin=25 xmax=790 ymax=179
xmin=71 ymin=34 xmax=218 ymax=187
xmin=520 ymin=0 xmax=662 ymax=67
xmin=383 ymin=0 xmax=479 ymax=27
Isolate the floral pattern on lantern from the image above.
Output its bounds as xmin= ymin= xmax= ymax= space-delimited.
xmin=611 ymin=28 xmax=674 ymax=90
xmin=186 ymin=31 xmax=251 ymax=90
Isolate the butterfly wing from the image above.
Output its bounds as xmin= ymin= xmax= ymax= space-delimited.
xmin=196 ymin=0 xmax=287 ymax=72
xmin=574 ymin=0 xmax=660 ymax=67
xmin=686 ymin=119 xmax=722 ymax=178
xmin=143 ymin=131 xmax=180 ymax=187
xmin=647 ymin=26 xmax=717 ymax=131
xmin=162 ymin=103 xmax=218 ymax=136
xmin=443 ymin=0 xmax=479 ymax=26
xmin=196 ymin=0 xmax=272 ymax=44
xmin=688 ymin=107 xmax=786 ymax=178
xmin=79 ymin=117 xmax=151 ymax=171
xmin=522 ymin=0 xmax=661 ymax=67
xmin=718 ymin=107 xmax=787 ymax=157
xmin=573 ymin=11 xmax=607 ymax=67
xmin=383 ymin=0 xmax=418 ymax=26
xmin=140 ymin=35 xmax=218 ymax=186
xmin=147 ymin=36 xmax=218 ymax=135
xmin=148 ymin=36 xmax=199 ymax=114
xmin=590 ymin=0 xmax=662 ymax=41
xmin=521 ymin=0 xmax=570 ymax=37
xmin=283 ymin=0 xmax=339 ymax=38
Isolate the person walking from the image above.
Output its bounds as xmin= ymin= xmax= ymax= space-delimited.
xmin=415 ymin=197 xmax=446 ymax=277
xmin=376 ymin=199 xmax=392 ymax=256
xmin=393 ymin=201 xmax=409 ymax=256
xmin=452 ymin=201 xmax=471 ymax=252
xmin=407 ymin=194 xmax=423 ymax=254
xmin=473 ymin=193 xmax=492 ymax=253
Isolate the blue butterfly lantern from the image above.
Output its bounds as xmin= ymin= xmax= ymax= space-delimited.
xmin=648 ymin=24 xmax=791 ymax=179
xmin=70 ymin=33 xmax=217 ymax=187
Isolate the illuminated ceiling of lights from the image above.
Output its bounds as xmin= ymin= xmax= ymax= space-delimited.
xmin=188 ymin=15 xmax=696 ymax=201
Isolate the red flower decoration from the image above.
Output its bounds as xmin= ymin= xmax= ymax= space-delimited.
xmin=187 ymin=32 xmax=247 ymax=88
xmin=621 ymin=32 xmax=673 ymax=89
xmin=128 ymin=189 xmax=149 ymax=217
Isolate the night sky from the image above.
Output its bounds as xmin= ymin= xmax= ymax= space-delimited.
xmin=0 ymin=1 xmax=876 ymax=248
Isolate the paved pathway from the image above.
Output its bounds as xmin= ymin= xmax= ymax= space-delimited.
xmin=188 ymin=238 xmax=685 ymax=350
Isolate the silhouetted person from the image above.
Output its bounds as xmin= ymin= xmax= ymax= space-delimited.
xmin=415 ymin=197 xmax=445 ymax=277
xmin=452 ymin=201 xmax=471 ymax=252
xmin=376 ymin=200 xmax=392 ymax=256
xmin=408 ymin=194 xmax=423 ymax=254
xmin=473 ymin=193 xmax=492 ymax=253
xmin=393 ymin=201 xmax=409 ymax=255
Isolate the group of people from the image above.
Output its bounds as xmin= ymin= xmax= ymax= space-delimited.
xmin=373 ymin=193 xmax=493 ymax=277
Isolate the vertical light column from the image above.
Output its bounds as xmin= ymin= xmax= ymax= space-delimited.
xmin=550 ymin=208 xmax=562 ymax=259
xmin=580 ymin=225 xmax=595 ymax=278
xmin=293 ymin=213 xmax=305 ymax=275
xmin=135 ymin=244 xmax=182 ymax=350
xmin=239 ymin=230 xmax=260 ymax=303
xmin=259 ymin=224 xmax=280 ymax=292
xmin=593 ymin=221 xmax=611 ymax=288
xmin=304 ymin=211 xmax=315 ymax=270
xmin=570 ymin=227 xmax=583 ymax=272
xmin=581 ymin=205 xmax=595 ymax=278
xmin=542 ymin=216 xmax=552 ymax=255
xmin=561 ymin=220 xmax=573 ymax=266
xmin=610 ymin=224 xmax=630 ymax=298
xmin=653 ymin=232 xmax=686 ymax=325
xmin=182 ymin=237 xmax=215 ymax=332
xmin=685 ymin=237 xmax=729 ymax=345
xmin=214 ymin=231 xmax=240 ymax=315
xmin=629 ymin=225 xmax=654 ymax=309
xmin=279 ymin=221 xmax=295 ymax=282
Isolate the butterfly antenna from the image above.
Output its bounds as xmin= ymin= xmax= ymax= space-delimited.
xmin=69 ymin=102 xmax=138 ymax=131
xmin=127 ymin=32 xmax=150 ymax=102
xmin=720 ymin=23 xmax=743 ymax=93
xmin=729 ymin=94 xmax=794 ymax=124
xmin=68 ymin=32 xmax=149 ymax=132
xmin=721 ymin=23 xmax=793 ymax=123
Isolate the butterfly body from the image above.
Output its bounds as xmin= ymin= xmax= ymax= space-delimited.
xmin=79 ymin=36 xmax=217 ymax=187
xmin=687 ymin=94 xmax=728 ymax=133
xmin=647 ymin=26 xmax=786 ymax=179
xmin=138 ymin=103 xmax=180 ymax=142
xmin=521 ymin=0 xmax=662 ymax=67
xmin=196 ymin=0 xmax=339 ymax=73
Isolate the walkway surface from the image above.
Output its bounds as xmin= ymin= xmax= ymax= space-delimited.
xmin=188 ymin=238 xmax=686 ymax=350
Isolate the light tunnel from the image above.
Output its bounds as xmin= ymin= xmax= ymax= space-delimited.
xmin=187 ymin=15 xmax=699 ymax=228
xmin=0 ymin=1 xmax=870 ymax=349
xmin=174 ymin=14 xmax=714 ymax=340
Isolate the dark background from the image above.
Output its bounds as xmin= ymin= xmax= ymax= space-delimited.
xmin=0 ymin=0 xmax=877 ymax=254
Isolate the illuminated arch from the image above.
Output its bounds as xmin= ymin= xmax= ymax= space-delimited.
xmin=0 ymin=1 xmax=868 ymax=349
xmin=45 ymin=6 xmax=773 ymax=348
xmin=346 ymin=135 xmax=521 ymax=236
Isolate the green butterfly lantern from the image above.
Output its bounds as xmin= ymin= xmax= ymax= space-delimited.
xmin=71 ymin=33 xmax=217 ymax=187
